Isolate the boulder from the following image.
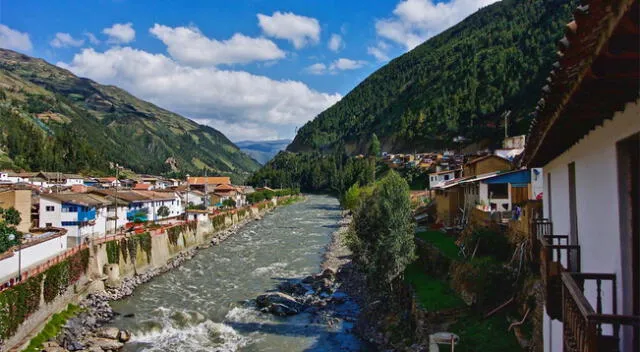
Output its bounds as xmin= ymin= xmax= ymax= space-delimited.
xmin=319 ymin=268 xmax=336 ymax=279
xmin=96 ymin=326 xmax=120 ymax=340
xmin=256 ymin=292 xmax=302 ymax=310
xmin=312 ymin=278 xmax=334 ymax=294
xmin=118 ymin=329 xmax=132 ymax=343
xmin=277 ymin=281 xmax=307 ymax=296
xmin=269 ymin=303 xmax=299 ymax=316
xmin=87 ymin=337 xmax=124 ymax=351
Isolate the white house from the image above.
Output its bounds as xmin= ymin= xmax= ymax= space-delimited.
xmin=428 ymin=169 xmax=461 ymax=189
xmin=38 ymin=193 xmax=111 ymax=245
xmin=63 ymin=174 xmax=85 ymax=186
xmin=521 ymin=2 xmax=639 ymax=350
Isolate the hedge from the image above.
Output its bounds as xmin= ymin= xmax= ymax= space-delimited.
xmin=0 ymin=248 xmax=89 ymax=340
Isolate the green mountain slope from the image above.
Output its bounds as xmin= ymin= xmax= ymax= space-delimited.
xmin=288 ymin=0 xmax=578 ymax=154
xmin=0 ymin=49 xmax=260 ymax=177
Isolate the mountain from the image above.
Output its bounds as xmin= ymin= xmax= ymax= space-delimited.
xmin=288 ymin=0 xmax=578 ymax=154
xmin=236 ymin=139 xmax=291 ymax=164
xmin=0 ymin=49 xmax=260 ymax=178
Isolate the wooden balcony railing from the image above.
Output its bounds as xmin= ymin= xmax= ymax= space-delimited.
xmin=561 ymin=272 xmax=640 ymax=352
xmin=533 ymin=218 xmax=554 ymax=240
xmin=540 ymin=234 xmax=581 ymax=320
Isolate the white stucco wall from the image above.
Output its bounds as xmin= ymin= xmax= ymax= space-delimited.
xmin=542 ymin=100 xmax=640 ymax=352
xmin=0 ymin=233 xmax=68 ymax=281
xmin=38 ymin=197 xmax=61 ymax=228
xmin=479 ymin=182 xmax=512 ymax=211
xmin=428 ymin=171 xmax=455 ymax=189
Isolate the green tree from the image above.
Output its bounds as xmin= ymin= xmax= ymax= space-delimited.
xmin=347 ymin=171 xmax=416 ymax=293
xmin=222 ymin=198 xmax=236 ymax=208
xmin=0 ymin=207 xmax=21 ymax=227
xmin=156 ymin=205 xmax=170 ymax=218
xmin=0 ymin=220 xmax=21 ymax=253
xmin=369 ymin=133 xmax=381 ymax=157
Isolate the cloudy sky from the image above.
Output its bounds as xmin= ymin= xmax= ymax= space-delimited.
xmin=1 ymin=0 xmax=498 ymax=141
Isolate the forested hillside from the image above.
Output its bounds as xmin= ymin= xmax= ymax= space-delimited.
xmin=288 ymin=0 xmax=578 ymax=154
xmin=0 ymin=49 xmax=260 ymax=177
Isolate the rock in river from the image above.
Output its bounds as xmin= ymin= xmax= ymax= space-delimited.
xmin=256 ymin=292 xmax=303 ymax=315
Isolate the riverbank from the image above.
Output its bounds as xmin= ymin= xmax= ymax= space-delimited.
xmin=19 ymin=200 xmax=287 ymax=352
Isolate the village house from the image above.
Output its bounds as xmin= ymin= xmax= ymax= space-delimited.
xmin=520 ymin=1 xmax=639 ymax=350
xmin=463 ymin=154 xmax=512 ymax=177
xmin=38 ymin=193 xmax=111 ymax=246
xmin=428 ymin=169 xmax=462 ymax=189
xmin=0 ymin=171 xmax=27 ymax=184
xmin=85 ymin=189 xmax=130 ymax=234
xmin=211 ymin=184 xmax=246 ymax=208
xmin=0 ymin=188 xmax=32 ymax=232
xmin=96 ymin=177 xmax=120 ymax=189
xmin=181 ymin=189 xmax=207 ymax=208
xmin=187 ymin=176 xmax=231 ymax=194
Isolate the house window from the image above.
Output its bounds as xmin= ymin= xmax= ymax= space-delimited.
xmin=488 ymin=183 xmax=508 ymax=199
xmin=46 ymin=206 xmax=55 ymax=212
xmin=45 ymin=222 xmax=52 ymax=227
xmin=444 ymin=175 xmax=450 ymax=181
xmin=61 ymin=221 xmax=79 ymax=226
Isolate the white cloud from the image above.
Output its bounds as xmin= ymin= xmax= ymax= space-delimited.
xmin=257 ymin=11 xmax=320 ymax=49
xmin=57 ymin=47 xmax=341 ymax=139
xmin=0 ymin=25 xmax=32 ymax=52
xmin=367 ymin=41 xmax=390 ymax=62
xmin=376 ymin=0 xmax=499 ymax=49
xmin=149 ymin=24 xmax=285 ymax=66
xmin=306 ymin=63 xmax=327 ymax=75
xmin=307 ymin=58 xmax=366 ymax=75
xmin=328 ymin=34 xmax=344 ymax=52
xmin=194 ymin=118 xmax=280 ymax=141
xmin=50 ymin=32 xmax=84 ymax=48
xmin=103 ymin=22 xmax=135 ymax=44
xmin=330 ymin=58 xmax=366 ymax=71
xmin=84 ymin=32 xmax=101 ymax=45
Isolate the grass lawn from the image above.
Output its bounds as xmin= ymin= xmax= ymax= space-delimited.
xmin=449 ymin=313 xmax=522 ymax=352
xmin=416 ymin=230 xmax=460 ymax=259
xmin=405 ymin=262 xmax=465 ymax=311
xmin=23 ymin=304 xmax=82 ymax=352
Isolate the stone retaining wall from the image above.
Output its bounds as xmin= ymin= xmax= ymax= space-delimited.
xmin=2 ymin=197 xmax=288 ymax=351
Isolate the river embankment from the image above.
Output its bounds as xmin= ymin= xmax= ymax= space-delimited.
xmin=99 ymin=195 xmax=365 ymax=352
xmin=7 ymin=198 xmax=292 ymax=352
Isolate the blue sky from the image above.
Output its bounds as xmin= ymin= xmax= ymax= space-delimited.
xmin=0 ymin=0 xmax=498 ymax=141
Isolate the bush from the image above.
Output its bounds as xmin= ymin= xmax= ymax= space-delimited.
xmin=465 ymin=228 xmax=512 ymax=261
xmin=450 ymin=257 xmax=515 ymax=310
xmin=0 ymin=274 xmax=43 ymax=340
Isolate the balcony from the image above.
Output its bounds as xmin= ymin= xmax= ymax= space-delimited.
xmin=77 ymin=208 xmax=96 ymax=222
xmin=539 ymin=234 xmax=581 ymax=320
xmin=561 ymin=272 xmax=640 ymax=352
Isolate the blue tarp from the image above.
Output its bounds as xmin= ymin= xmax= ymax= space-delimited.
xmin=482 ymin=169 xmax=531 ymax=185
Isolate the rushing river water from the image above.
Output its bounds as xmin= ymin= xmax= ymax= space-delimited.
xmin=111 ymin=195 xmax=365 ymax=352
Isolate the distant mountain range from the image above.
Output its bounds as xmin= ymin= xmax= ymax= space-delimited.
xmin=236 ymin=139 xmax=291 ymax=164
xmin=0 ymin=49 xmax=260 ymax=178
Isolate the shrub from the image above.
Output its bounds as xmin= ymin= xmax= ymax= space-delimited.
xmin=466 ymin=228 xmax=512 ymax=261
xmin=106 ymin=241 xmax=120 ymax=264
xmin=450 ymin=257 xmax=515 ymax=310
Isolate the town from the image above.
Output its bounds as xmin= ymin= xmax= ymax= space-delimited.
xmin=0 ymin=0 xmax=637 ymax=351
xmin=0 ymin=172 xmax=292 ymax=289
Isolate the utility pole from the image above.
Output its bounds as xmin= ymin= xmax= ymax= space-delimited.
xmin=114 ymin=163 xmax=119 ymax=236
xmin=185 ymin=174 xmax=190 ymax=221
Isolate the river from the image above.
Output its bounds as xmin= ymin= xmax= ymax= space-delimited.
xmin=110 ymin=195 xmax=365 ymax=352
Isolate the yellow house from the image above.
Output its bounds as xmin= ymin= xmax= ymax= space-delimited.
xmin=0 ymin=189 xmax=32 ymax=232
